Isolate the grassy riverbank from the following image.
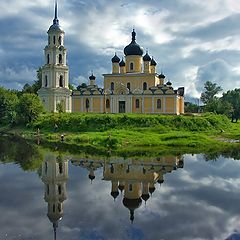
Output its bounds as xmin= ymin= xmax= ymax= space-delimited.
xmin=1 ymin=113 xmax=239 ymax=156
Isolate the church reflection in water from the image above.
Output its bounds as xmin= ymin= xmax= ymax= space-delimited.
xmin=41 ymin=153 xmax=183 ymax=239
xmin=41 ymin=152 xmax=68 ymax=240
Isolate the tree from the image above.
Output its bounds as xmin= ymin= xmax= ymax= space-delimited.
xmin=17 ymin=93 xmax=44 ymax=124
xmin=0 ymin=87 xmax=19 ymax=125
xmin=77 ymin=83 xmax=87 ymax=91
xmin=68 ymin=84 xmax=75 ymax=91
xmin=32 ymin=67 xmax=42 ymax=93
xmin=22 ymin=83 xmax=34 ymax=94
xmin=184 ymin=102 xmax=199 ymax=113
xmin=201 ymin=81 xmax=222 ymax=104
xmin=222 ymin=88 xmax=240 ymax=122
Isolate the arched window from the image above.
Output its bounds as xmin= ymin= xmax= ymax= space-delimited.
xmin=45 ymin=76 xmax=48 ymax=87
xmin=111 ymin=82 xmax=114 ymax=91
xmin=53 ymin=204 xmax=55 ymax=213
xmin=59 ymin=75 xmax=64 ymax=87
xmin=47 ymin=185 xmax=49 ymax=195
xmin=53 ymin=36 xmax=56 ymax=45
xmin=106 ymin=99 xmax=110 ymax=108
xmin=157 ymin=99 xmax=162 ymax=109
xmin=48 ymin=36 xmax=50 ymax=45
xmin=59 ymin=54 xmax=62 ymax=64
xmin=86 ymin=99 xmax=90 ymax=109
xmin=130 ymin=62 xmax=134 ymax=70
xmin=58 ymin=185 xmax=62 ymax=195
xmin=129 ymin=184 xmax=133 ymax=191
xmin=58 ymin=36 xmax=62 ymax=45
xmin=59 ymin=162 xmax=63 ymax=174
xmin=127 ymin=82 xmax=130 ymax=90
xmin=143 ymin=82 xmax=147 ymax=90
xmin=47 ymin=54 xmax=50 ymax=64
xmin=136 ymin=99 xmax=140 ymax=108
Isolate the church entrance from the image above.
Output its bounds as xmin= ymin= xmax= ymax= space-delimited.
xmin=119 ymin=101 xmax=125 ymax=113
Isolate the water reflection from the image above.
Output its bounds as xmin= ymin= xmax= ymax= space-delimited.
xmin=2 ymin=136 xmax=240 ymax=239
xmin=40 ymin=153 xmax=184 ymax=238
xmin=41 ymin=153 xmax=68 ymax=240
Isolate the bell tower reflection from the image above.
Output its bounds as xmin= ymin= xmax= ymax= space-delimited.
xmin=41 ymin=153 xmax=68 ymax=240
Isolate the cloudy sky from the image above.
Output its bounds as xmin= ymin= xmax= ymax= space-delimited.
xmin=1 ymin=0 xmax=240 ymax=100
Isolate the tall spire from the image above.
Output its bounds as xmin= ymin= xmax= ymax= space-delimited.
xmin=131 ymin=29 xmax=136 ymax=42
xmin=53 ymin=0 xmax=59 ymax=25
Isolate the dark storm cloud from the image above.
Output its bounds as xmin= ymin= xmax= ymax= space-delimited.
xmin=183 ymin=13 xmax=240 ymax=41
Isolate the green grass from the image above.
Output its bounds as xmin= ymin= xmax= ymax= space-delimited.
xmin=1 ymin=113 xmax=240 ymax=156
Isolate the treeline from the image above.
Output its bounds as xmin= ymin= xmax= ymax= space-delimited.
xmin=185 ymin=81 xmax=240 ymax=122
xmin=0 ymin=87 xmax=44 ymax=125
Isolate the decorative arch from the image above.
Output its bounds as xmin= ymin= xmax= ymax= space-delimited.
xmin=165 ymin=89 xmax=175 ymax=94
xmin=114 ymin=83 xmax=129 ymax=95
xmin=154 ymin=89 xmax=164 ymax=94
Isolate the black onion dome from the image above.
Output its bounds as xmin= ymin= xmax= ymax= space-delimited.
xmin=119 ymin=58 xmax=126 ymax=67
xmin=157 ymin=179 xmax=164 ymax=184
xmin=123 ymin=197 xmax=142 ymax=222
xmin=111 ymin=53 xmax=120 ymax=63
xmin=124 ymin=29 xmax=144 ymax=56
xmin=141 ymin=193 xmax=150 ymax=202
xmin=159 ymin=73 xmax=165 ymax=79
xmin=149 ymin=186 xmax=156 ymax=195
xmin=111 ymin=191 xmax=119 ymax=199
xmin=118 ymin=184 xmax=124 ymax=192
xmin=123 ymin=197 xmax=142 ymax=210
xmin=150 ymin=57 xmax=157 ymax=66
xmin=143 ymin=52 xmax=151 ymax=61
xmin=89 ymin=74 xmax=96 ymax=80
xmin=88 ymin=174 xmax=95 ymax=180
xmin=166 ymin=81 xmax=172 ymax=85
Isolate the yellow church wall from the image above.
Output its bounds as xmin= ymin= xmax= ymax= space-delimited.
xmin=72 ymin=96 xmax=81 ymax=112
xmin=125 ymin=55 xmax=142 ymax=73
xmin=165 ymin=97 xmax=175 ymax=113
xmin=92 ymin=97 xmax=102 ymax=113
xmin=104 ymin=74 xmax=157 ymax=92
xmin=143 ymin=97 xmax=152 ymax=113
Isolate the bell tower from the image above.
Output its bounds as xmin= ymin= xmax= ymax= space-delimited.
xmin=38 ymin=1 xmax=72 ymax=112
